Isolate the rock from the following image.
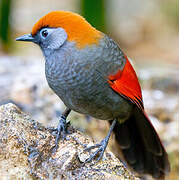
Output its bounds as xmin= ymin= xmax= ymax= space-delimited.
xmin=0 ymin=103 xmax=139 ymax=180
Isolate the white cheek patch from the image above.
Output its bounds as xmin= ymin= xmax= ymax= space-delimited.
xmin=47 ymin=28 xmax=67 ymax=49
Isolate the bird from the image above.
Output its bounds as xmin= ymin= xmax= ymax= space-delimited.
xmin=16 ymin=11 xmax=170 ymax=179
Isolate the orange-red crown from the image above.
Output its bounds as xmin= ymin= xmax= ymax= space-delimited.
xmin=32 ymin=11 xmax=103 ymax=48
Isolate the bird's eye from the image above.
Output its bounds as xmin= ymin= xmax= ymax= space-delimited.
xmin=41 ymin=29 xmax=48 ymax=38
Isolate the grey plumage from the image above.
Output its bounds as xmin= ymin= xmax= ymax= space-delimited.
xmin=44 ymin=35 xmax=132 ymax=121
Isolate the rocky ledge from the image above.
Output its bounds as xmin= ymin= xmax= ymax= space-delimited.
xmin=0 ymin=103 xmax=139 ymax=180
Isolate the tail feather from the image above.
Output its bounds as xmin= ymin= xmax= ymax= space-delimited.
xmin=110 ymin=106 xmax=170 ymax=179
xmin=134 ymin=108 xmax=162 ymax=156
xmin=114 ymin=123 xmax=131 ymax=149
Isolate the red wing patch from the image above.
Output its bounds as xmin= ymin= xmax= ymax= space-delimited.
xmin=108 ymin=55 xmax=144 ymax=110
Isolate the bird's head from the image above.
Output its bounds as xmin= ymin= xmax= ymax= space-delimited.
xmin=16 ymin=11 xmax=103 ymax=50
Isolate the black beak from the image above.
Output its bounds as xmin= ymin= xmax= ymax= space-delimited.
xmin=16 ymin=34 xmax=35 ymax=42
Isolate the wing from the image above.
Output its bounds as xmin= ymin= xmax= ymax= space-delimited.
xmin=108 ymin=55 xmax=144 ymax=110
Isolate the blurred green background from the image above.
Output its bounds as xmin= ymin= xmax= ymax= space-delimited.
xmin=0 ymin=0 xmax=179 ymax=179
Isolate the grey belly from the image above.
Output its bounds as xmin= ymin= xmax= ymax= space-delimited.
xmin=50 ymin=78 xmax=133 ymax=121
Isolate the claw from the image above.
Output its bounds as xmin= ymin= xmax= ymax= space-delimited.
xmin=55 ymin=116 xmax=67 ymax=143
xmin=83 ymin=119 xmax=117 ymax=164
xmin=52 ymin=108 xmax=71 ymax=152
xmin=84 ymin=139 xmax=108 ymax=163
xmin=84 ymin=144 xmax=101 ymax=152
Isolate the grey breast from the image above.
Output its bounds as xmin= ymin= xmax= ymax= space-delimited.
xmin=45 ymin=36 xmax=133 ymax=120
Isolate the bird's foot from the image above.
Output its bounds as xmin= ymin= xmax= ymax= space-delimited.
xmin=83 ymin=119 xmax=117 ymax=164
xmin=52 ymin=115 xmax=68 ymax=152
xmin=52 ymin=108 xmax=71 ymax=152
xmin=83 ymin=137 xmax=108 ymax=163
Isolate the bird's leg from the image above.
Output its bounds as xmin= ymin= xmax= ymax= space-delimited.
xmin=84 ymin=119 xmax=117 ymax=163
xmin=54 ymin=108 xmax=71 ymax=149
